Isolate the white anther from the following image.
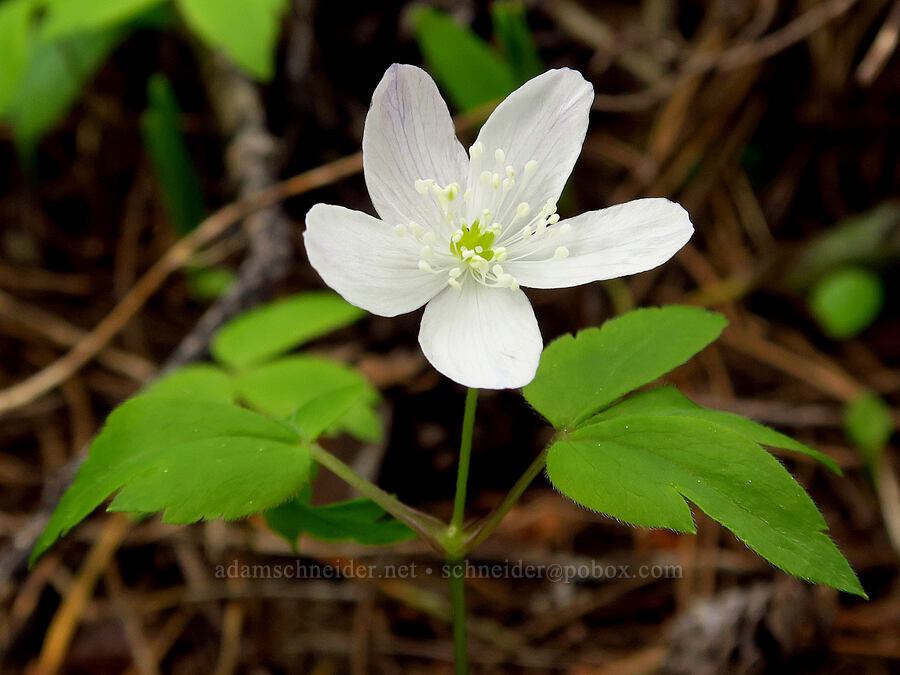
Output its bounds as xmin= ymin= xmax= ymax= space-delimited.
xmin=502 ymin=178 xmax=513 ymax=193
xmin=554 ymin=246 xmax=569 ymax=259
xmin=462 ymin=248 xmax=475 ymax=260
xmin=488 ymin=222 xmax=501 ymax=234
xmin=469 ymin=141 xmax=484 ymax=161
xmin=446 ymin=182 xmax=460 ymax=201
xmin=559 ymin=222 xmax=570 ymax=234
xmin=409 ymin=222 xmax=423 ymax=237
xmin=494 ymin=148 xmax=505 ymax=164
xmin=418 ymin=260 xmax=434 ymax=272
xmin=492 ymin=264 xmax=504 ymax=276
xmin=516 ymin=202 xmax=531 ymax=218
xmin=534 ymin=221 xmax=547 ymax=237
xmin=449 ymin=267 xmax=463 ymax=279
xmin=452 ymin=230 xmax=463 ymax=243
xmin=474 ymin=246 xmax=483 ymax=254
xmin=480 ymin=170 xmax=493 ymax=186
xmin=494 ymin=247 xmax=508 ymax=261
xmin=505 ymin=165 xmax=515 ymax=178
xmin=481 ymin=209 xmax=492 ymax=222
xmin=463 ymin=188 xmax=472 ymax=202
xmin=548 ymin=213 xmax=561 ymax=225
xmin=520 ymin=225 xmax=533 ymax=240
xmin=492 ymin=173 xmax=501 ymax=189
xmin=524 ymin=159 xmax=538 ymax=176
xmin=394 ymin=224 xmax=407 ymax=236
xmin=423 ymin=231 xmax=436 ymax=244
xmin=498 ymin=273 xmax=517 ymax=289
xmin=414 ymin=179 xmax=430 ymax=195
xmin=421 ymin=245 xmax=433 ymax=259
xmin=448 ymin=277 xmax=461 ymax=290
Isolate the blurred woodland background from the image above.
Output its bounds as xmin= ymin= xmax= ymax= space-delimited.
xmin=1 ymin=0 xmax=899 ymax=672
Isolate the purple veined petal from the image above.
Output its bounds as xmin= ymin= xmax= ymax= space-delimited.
xmin=418 ymin=280 xmax=542 ymax=389
xmin=465 ymin=69 xmax=593 ymax=228
xmin=363 ymin=64 xmax=468 ymax=233
xmin=503 ymin=198 xmax=694 ymax=289
xmin=304 ymin=204 xmax=447 ymax=317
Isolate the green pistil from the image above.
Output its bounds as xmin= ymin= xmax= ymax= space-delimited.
xmin=451 ymin=221 xmax=495 ymax=261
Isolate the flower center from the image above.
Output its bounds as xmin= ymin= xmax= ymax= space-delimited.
xmin=393 ymin=142 xmax=568 ymax=292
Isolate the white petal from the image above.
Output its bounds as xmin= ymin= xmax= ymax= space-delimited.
xmin=504 ymin=198 xmax=693 ymax=289
xmin=466 ymin=69 xmax=593 ymax=225
xmin=363 ymin=64 xmax=468 ymax=230
xmin=304 ymin=204 xmax=446 ymax=317
xmin=418 ymin=281 xmax=542 ymax=389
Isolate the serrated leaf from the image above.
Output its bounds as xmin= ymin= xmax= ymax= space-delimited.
xmin=588 ymin=386 xmax=840 ymax=473
xmin=212 ymin=291 xmax=365 ymax=370
xmin=290 ymin=383 xmax=366 ymax=442
xmin=234 ymin=355 xmax=381 ymax=443
xmin=410 ymin=5 xmax=518 ymax=111
xmin=548 ymin=415 xmax=864 ymax=596
xmin=32 ymin=395 xmax=309 ymax=563
xmin=8 ymin=26 xmax=124 ymax=155
xmin=808 ymin=266 xmax=884 ymax=339
xmin=175 ymin=0 xmax=287 ymax=81
xmin=0 ymin=0 xmax=33 ymax=115
xmin=264 ymin=492 xmax=415 ymax=550
xmin=143 ymin=364 xmax=234 ymax=402
xmin=523 ymin=306 xmax=728 ymax=429
xmin=491 ymin=1 xmax=543 ymax=82
xmin=40 ymin=0 xmax=165 ymax=40
xmin=844 ymin=391 xmax=893 ymax=467
xmin=140 ymin=73 xmax=206 ymax=237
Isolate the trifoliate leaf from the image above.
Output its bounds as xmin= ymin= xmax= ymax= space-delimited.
xmin=32 ymin=395 xmax=309 ymax=563
xmin=212 ymin=291 xmax=365 ymax=370
xmin=523 ymin=306 xmax=727 ymax=429
xmin=234 ymin=355 xmax=381 ymax=443
xmin=264 ymin=490 xmax=415 ymax=550
xmin=143 ymin=364 xmax=234 ymax=402
xmin=547 ymin=415 xmax=864 ymax=596
xmin=175 ymin=0 xmax=287 ymax=81
xmin=588 ymin=386 xmax=840 ymax=473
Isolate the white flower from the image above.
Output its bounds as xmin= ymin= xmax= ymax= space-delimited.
xmin=304 ymin=65 xmax=692 ymax=390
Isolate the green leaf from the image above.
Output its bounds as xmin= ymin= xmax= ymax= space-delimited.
xmin=589 ymin=386 xmax=840 ymax=473
xmin=523 ymin=307 xmax=728 ymax=429
xmin=234 ymin=355 xmax=381 ymax=443
xmin=32 ymin=395 xmax=310 ymax=563
xmin=7 ymin=27 xmax=124 ymax=155
xmin=187 ymin=266 xmax=235 ymax=300
xmin=0 ymin=0 xmax=33 ymax=115
xmin=547 ymin=415 xmax=864 ymax=596
xmin=175 ymin=0 xmax=287 ymax=81
xmin=490 ymin=1 xmax=543 ymax=82
xmin=808 ymin=266 xmax=884 ymax=339
xmin=264 ymin=490 xmax=415 ymax=550
xmin=410 ymin=5 xmax=518 ymax=111
xmin=212 ymin=291 xmax=365 ymax=370
xmin=143 ymin=364 xmax=234 ymax=402
xmin=844 ymin=391 xmax=893 ymax=468
xmin=788 ymin=203 xmax=900 ymax=290
xmin=40 ymin=0 xmax=165 ymax=40
xmin=140 ymin=73 xmax=206 ymax=237
xmin=291 ymin=383 xmax=366 ymax=442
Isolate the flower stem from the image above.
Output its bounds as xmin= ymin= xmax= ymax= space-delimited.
xmin=448 ymin=388 xmax=478 ymax=675
xmin=447 ymin=557 xmax=468 ymax=675
xmin=451 ymin=388 xmax=479 ymax=533
xmin=309 ymin=444 xmax=447 ymax=550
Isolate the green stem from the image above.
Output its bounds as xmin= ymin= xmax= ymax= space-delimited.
xmin=462 ymin=446 xmax=549 ymax=554
xmin=309 ymin=444 xmax=448 ymax=550
xmin=448 ymin=558 xmax=468 ymax=675
xmin=448 ymin=388 xmax=478 ymax=675
xmin=451 ymin=388 xmax=479 ymax=533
